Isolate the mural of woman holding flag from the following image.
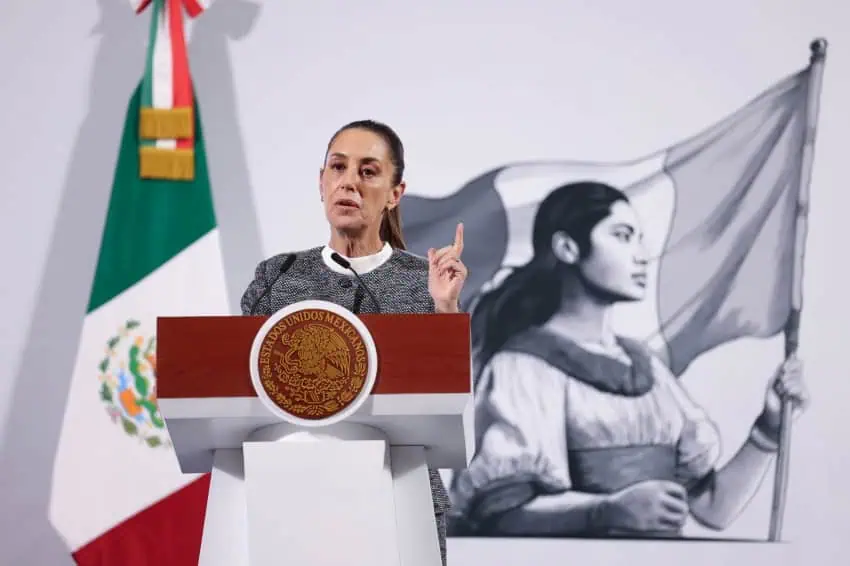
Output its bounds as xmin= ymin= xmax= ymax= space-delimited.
xmin=446 ymin=181 xmax=809 ymax=539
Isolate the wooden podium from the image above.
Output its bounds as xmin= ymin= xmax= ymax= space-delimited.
xmin=156 ymin=309 xmax=474 ymax=566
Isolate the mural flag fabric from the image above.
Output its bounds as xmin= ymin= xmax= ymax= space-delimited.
xmin=403 ymin=66 xmax=815 ymax=377
xmin=47 ymin=79 xmax=224 ymax=563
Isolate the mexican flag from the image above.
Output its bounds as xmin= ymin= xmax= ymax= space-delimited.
xmin=48 ymin=1 xmax=223 ymax=563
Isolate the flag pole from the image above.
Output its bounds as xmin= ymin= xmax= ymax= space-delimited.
xmin=768 ymin=37 xmax=828 ymax=543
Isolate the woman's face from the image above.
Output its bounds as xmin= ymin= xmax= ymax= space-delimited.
xmin=577 ymin=200 xmax=649 ymax=302
xmin=319 ymin=128 xmax=404 ymax=237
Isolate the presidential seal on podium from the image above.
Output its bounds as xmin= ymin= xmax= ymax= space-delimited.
xmin=248 ymin=300 xmax=378 ymax=427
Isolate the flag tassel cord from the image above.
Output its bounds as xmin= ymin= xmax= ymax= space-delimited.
xmin=768 ymin=37 xmax=828 ymax=543
xmin=135 ymin=0 xmax=206 ymax=181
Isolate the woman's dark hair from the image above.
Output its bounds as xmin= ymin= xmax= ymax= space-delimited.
xmin=326 ymin=119 xmax=407 ymax=250
xmin=471 ymin=181 xmax=629 ymax=370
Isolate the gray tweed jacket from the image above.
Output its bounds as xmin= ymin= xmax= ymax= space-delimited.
xmin=239 ymin=245 xmax=452 ymax=516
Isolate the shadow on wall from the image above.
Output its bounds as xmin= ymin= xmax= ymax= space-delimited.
xmin=0 ymin=0 xmax=262 ymax=563
xmin=189 ymin=0 xmax=264 ymax=312
xmin=0 ymin=1 xmax=146 ymax=562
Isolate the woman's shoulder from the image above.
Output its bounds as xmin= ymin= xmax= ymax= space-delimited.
xmin=389 ymin=248 xmax=429 ymax=273
xmin=254 ymin=247 xmax=323 ymax=275
xmin=475 ymin=349 xmax=570 ymax=399
xmin=484 ymin=348 xmax=563 ymax=374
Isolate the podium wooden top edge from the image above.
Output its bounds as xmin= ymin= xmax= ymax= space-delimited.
xmin=156 ymin=312 xmax=472 ymax=400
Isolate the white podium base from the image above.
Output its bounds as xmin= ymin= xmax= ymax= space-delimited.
xmin=198 ymin=423 xmax=443 ymax=566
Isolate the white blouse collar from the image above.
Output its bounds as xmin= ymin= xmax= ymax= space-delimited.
xmin=321 ymin=242 xmax=393 ymax=275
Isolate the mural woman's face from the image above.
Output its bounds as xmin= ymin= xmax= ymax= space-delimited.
xmin=578 ymin=200 xmax=649 ymax=302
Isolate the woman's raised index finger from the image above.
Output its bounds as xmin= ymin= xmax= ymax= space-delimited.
xmin=454 ymin=222 xmax=464 ymax=254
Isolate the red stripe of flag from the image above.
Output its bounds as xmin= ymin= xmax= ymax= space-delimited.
xmin=169 ymin=0 xmax=193 ymax=150
xmin=71 ymin=474 xmax=211 ymax=566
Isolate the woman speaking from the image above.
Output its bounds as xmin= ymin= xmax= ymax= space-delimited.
xmin=240 ymin=119 xmax=467 ymax=565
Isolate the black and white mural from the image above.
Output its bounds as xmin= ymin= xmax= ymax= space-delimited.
xmin=403 ymin=39 xmax=826 ymax=542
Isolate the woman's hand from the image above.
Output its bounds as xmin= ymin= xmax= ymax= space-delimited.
xmin=596 ymin=480 xmax=690 ymax=534
xmin=428 ymin=223 xmax=468 ymax=313
xmin=758 ymin=355 xmax=809 ymax=434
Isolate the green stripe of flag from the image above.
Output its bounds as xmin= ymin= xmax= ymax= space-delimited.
xmin=87 ymin=81 xmax=216 ymax=313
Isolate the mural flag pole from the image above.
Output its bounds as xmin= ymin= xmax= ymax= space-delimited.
xmin=768 ymin=37 xmax=828 ymax=543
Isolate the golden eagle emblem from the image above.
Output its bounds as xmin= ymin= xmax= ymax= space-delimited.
xmin=255 ymin=308 xmax=370 ymax=421
xmin=278 ymin=323 xmax=351 ymax=396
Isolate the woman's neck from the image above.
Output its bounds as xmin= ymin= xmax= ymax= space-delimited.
xmin=328 ymin=230 xmax=384 ymax=258
xmin=545 ymin=286 xmax=616 ymax=348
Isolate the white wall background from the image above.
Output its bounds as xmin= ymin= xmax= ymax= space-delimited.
xmin=1 ymin=0 xmax=849 ymax=564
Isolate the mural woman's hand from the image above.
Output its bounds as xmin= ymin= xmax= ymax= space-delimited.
xmin=596 ymin=480 xmax=689 ymax=533
xmin=760 ymin=354 xmax=809 ymax=434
